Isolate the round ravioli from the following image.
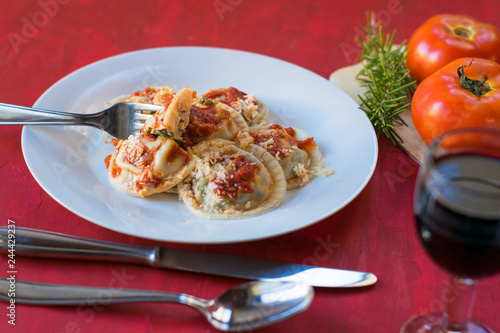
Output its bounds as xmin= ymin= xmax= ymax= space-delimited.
xmin=180 ymin=98 xmax=248 ymax=149
xmin=235 ymin=124 xmax=333 ymax=190
xmin=202 ymin=87 xmax=268 ymax=126
xmin=106 ymin=134 xmax=197 ymax=197
xmin=178 ymin=139 xmax=286 ymax=219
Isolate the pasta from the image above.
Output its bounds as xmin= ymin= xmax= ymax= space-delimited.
xmin=203 ymin=87 xmax=268 ymax=126
xmin=106 ymin=134 xmax=196 ymax=197
xmin=235 ymin=124 xmax=333 ymax=190
xmin=105 ymin=85 xmax=333 ymax=218
xmin=142 ymin=87 xmax=196 ymax=141
xmin=178 ymin=139 xmax=286 ymax=219
xmin=109 ymin=85 xmax=175 ymax=105
xmin=180 ymin=97 xmax=248 ymax=149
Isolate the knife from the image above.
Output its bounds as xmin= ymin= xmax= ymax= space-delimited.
xmin=0 ymin=227 xmax=376 ymax=288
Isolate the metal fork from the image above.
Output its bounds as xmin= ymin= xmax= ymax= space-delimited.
xmin=0 ymin=102 xmax=162 ymax=140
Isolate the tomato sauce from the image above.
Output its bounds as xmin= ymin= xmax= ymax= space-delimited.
xmin=111 ymin=166 xmax=121 ymax=178
xmin=204 ymin=87 xmax=256 ymax=106
xmin=141 ymin=134 xmax=157 ymax=141
xmin=165 ymin=144 xmax=190 ymax=164
xmin=104 ymin=155 xmax=111 ymax=168
xmin=211 ymin=153 xmax=256 ymax=200
xmin=136 ymin=171 xmax=162 ymax=187
xmin=121 ymin=138 xmax=161 ymax=169
xmin=181 ymin=104 xmax=224 ymax=149
xmin=104 ymin=155 xmax=122 ymax=178
xmin=297 ymin=137 xmax=316 ymax=150
xmin=131 ymin=87 xmax=157 ymax=99
xmin=250 ymin=124 xmax=316 ymax=157
xmin=160 ymin=94 xmax=175 ymax=107
xmin=110 ymin=138 xmax=121 ymax=147
xmin=131 ymin=87 xmax=174 ymax=106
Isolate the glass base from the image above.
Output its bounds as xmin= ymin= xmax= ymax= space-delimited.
xmin=401 ymin=311 xmax=494 ymax=333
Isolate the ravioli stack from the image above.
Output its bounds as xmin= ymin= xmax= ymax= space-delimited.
xmin=105 ymin=86 xmax=332 ymax=219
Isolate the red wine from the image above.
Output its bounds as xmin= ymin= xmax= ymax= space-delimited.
xmin=415 ymin=154 xmax=500 ymax=278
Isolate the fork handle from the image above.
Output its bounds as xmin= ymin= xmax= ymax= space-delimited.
xmin=0 ymin=102 xmax=93 ymax=125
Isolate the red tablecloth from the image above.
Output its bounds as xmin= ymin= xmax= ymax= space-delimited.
xmin=1 ymin=1 xmax=499 ymax=332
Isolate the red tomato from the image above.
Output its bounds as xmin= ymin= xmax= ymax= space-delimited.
xmin=411 ymin=58 xmax=500 ymax=144
xmin=407 ymin=14 xmax=500 ymax=83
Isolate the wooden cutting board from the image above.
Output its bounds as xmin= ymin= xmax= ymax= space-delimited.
xmin=329 ymin=63 xmax=426 ymax=164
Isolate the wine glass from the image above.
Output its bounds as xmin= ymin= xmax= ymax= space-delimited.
xmin=401 ymin=128 xmax=500 ymax=333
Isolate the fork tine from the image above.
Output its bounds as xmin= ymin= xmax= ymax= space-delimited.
xmin=134 ymin=113 xmax=153 ymax=121
xmin=102 ymin=102 xmax=164 ymax=139
xmin=135 ymin=109 xmax=158 ymax=115
xmin=130 ymin=103 xmax=163 ymax=113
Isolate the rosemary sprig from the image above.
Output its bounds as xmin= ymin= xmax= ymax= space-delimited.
xmin=355 ymin=13 xmax=415 ymax=147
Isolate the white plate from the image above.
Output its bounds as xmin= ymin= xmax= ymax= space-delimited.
xmin=22 ymin=47 xmax=377 ymax=244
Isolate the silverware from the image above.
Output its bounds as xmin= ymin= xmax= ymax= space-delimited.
xmin=0 ymin=227 xmax=377 ymax=288
xmin=0 ymin=278 xmax=313 ymax=331
xmin=0 ymin=102 xmax=161 ymax=139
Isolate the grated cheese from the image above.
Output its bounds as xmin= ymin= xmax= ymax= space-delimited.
xmin=293 ymin=163 xmax=310 ymax=186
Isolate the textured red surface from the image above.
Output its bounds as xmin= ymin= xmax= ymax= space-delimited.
xmin=1 ymin=1 xmax=499 ymax=332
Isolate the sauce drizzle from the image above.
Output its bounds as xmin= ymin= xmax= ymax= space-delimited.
xmin=211 ymin=153 xmax=257 ymax=200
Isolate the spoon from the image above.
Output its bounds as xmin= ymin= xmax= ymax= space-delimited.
xmin=0 ymin=278 xmax=313 ymax=331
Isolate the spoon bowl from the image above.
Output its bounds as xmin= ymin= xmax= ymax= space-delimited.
xmin=0 ymin=278 xmax=313 ymax=331
xmin=206 ymin=280 xmax=314 ymax=331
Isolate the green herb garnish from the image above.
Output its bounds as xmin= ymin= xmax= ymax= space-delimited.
xmin=355 ymin=12 xmax=416 ymax=147
xmin=200 ymin=97 xmax=214 ymax=106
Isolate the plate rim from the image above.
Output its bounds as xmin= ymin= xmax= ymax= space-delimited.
xmin=21 ymin=46 xmax=378 ymax=244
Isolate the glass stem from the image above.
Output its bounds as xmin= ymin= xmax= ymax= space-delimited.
xmin=443 ymin=276 xmax=477 ymax=332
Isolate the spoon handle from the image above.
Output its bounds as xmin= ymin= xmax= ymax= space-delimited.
xmin=0 ymin=278 xmax=202 ymax=306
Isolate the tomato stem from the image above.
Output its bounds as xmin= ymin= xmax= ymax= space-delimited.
xmin=453 ymin=26 xmax=472 ymax=38
xmin=457 ymin=60 xmax=491 ymax=97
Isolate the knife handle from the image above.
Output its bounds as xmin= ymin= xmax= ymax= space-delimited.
xmin=0 ymin=227 xmax=158 ymax=266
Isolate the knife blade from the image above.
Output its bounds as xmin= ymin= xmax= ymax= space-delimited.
xmin=0 ymin=227 xmax=376 ymax=288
